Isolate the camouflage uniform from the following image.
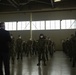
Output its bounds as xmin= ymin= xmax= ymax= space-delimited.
xmin=16 ymin=36 xmax=23 ymax=60
xmin=9 ymin=36 xmax=15 ymax=64
xmin=26 ymin=39 xmax=33 ymax=57
xmin=22 ymin=41 xmax=27 ymax=56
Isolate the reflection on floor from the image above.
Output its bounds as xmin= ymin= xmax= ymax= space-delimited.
xmin=9 ymin=51 xmax=76 ymax=75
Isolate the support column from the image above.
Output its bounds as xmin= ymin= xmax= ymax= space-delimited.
xmin=45 ymin=20 xmax=46 ymax=30
xmin=16 ymin=21 xmax=18 ymax=30
xmin=30 ymin=13 xmax=32 ymax=40
xmin=60 ymin=20 xmax=61 ymax=29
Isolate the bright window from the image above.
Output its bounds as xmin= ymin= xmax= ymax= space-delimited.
xmin=61 ymin=19 xmax=76 ymax=29
xmin=32 ymin=21 xmax=45 ymax=30
xmin=40 ymin=21 xmax=45 ymax=30
xmin=17 ymin=21 xmax=30 ymax=30
xmin=5 ymin=22 xmax=16 ymax=31
xmin=17 ymin=22 xmax=22 ymax=30
xmin=46 ymin=20 xmax=60 ymax=30
xmin=5 ymin=19 xmax=76 ymax=31
xmin=24 ymin=21 xmax=30 ymax=30
xmin=46 ymin=21 xmax=51 ymax=30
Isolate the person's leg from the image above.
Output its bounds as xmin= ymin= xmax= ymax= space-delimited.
xmin=37 ymin=52 xmax=41 ymax=66
xmin=3 ymin=54 xmax=10 ymax=75
xmin=0 ymin=55 xmax=3 ymax=75
xmin=42 ymin=52 xmax=46 ymax=66
xmin=17 ymin=51 xmax=20 ymax=60
xmin=21 ymin=51 xmax=23 ymax=60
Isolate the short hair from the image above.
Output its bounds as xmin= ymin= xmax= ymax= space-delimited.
xmin=0 ymin=22 xmax=5 ymax=28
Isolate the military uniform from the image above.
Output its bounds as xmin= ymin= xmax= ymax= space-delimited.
xmin=16 ymin=36 xmax=23 ymax=60
xmin=26 ymin=39 xmax=33 ymax=57
xmin=45 ymin=37 xmax=49 ymax=61
xmin=32 ymin=40 xmax=37 ymax=55
xmin=22 ymin=41 xmax=27 ymax=56
xmin=9 ymin=36 xmax=15 ymax=64
xmin=48 ymin=40 xmax=52 ymax=57
xmin=37 ymin=34 xmax=46 ymax=66
xmin=72 ymin=35 xmax=76 ymax=67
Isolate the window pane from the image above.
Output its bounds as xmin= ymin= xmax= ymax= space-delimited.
xmin=61 ymin=19 xmax=76 ymax=29
xmin=22 ymin=21 xmax=26 ymax=30
xmin=25 ymin=21 xmax=30 ymax=30
xmin=70 ymin=20 xmax=76 ymax=29
xmin=61 ymin=20 xmax=66 ymax=29
xmin=8 ymin=22 xmax=13 ymax=30
xmin=5 ymin=22 xmax=9 ymax=30
xmin=32 ymin=21 xmax=45 ymax=30
xmin=17 ymin=22 xmax=22 ymax=30
xmin=12 ymin=22 xmax=16 ymax=30
xmin=32 ymin=21 xmax=37 ymax=30
xmin=66 ymin=20 xmax=70 ymax=29
xmin=36 ymin=21 xmax=40 ymax=30
xmin=55 ymin=20 xmax=60 ymax=29
xmin=40 ymin=21 xmax=45 ymax=30
xmin=46 ymin=21 xmax=51 ymax=30
xmin=5 ymin=22 xmax=16 ymax=31
xmin=51 ymin=21 xmax=55 ymax=29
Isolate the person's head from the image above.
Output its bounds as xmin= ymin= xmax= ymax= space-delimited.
xmin=10 ymin=34 xmax=13 ymax=39
xmin=18 ymin=35 xmax=21 ymax=39
xmin=39 ymin=34 xmax=44 ymax=39
xmin=0 ymin=22 xmax=5 ymax=29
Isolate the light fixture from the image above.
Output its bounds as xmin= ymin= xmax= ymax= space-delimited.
xmin=54 ymin=0 xmax=61 ymax=2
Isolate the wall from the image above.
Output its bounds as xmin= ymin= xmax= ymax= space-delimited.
xmin=0 ymin=10 xmax=76 ymax=50
xmin=0 ymin=10 xmax=76 ymax=21
xmin=10 ymin=29 xmax=76 ymax=51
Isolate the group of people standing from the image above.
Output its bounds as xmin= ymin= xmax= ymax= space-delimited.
xmin=0 ymin=22 xmax=55 ymax=75
xmin=10 ymin=34 xmax=55 ymax=65
xmin=62 ymin=31 xmax=76 ymax=67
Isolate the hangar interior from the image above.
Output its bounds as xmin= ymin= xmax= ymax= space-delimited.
xmin=0 ymin=0 xmax=76 ymax=50
xmin=0 ymin=0 xmax=76 ymax=75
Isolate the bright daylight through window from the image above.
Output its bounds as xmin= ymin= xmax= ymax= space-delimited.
xmin=5 ymin=19 xmax=76 ymax=31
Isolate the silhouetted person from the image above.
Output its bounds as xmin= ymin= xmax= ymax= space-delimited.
xmin=0 ymin=22 xmax=11 ymax=75
xmin=37 ymin=34 xmax=46 ymax=66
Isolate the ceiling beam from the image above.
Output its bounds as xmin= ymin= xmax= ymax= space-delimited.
xmin=12 ymin=0 xmax=19 ymax=6
xmin=34 ymin=0 xmax=51 ymax=5
xmin=7 ymin=0 xmax=19 ymax=10
xmin=19 ymin=1 xmax=31 ymax=6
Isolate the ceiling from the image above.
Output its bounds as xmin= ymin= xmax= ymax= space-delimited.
xmin=0 ymin=0 xmax=76 ymax=13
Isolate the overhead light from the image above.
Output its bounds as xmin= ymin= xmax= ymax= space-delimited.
xmin=54 ymin=0 xmax=61 ymax=2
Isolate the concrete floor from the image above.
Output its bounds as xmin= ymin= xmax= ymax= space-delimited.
xmin=9 ymin=51 xmax=76 ymax=75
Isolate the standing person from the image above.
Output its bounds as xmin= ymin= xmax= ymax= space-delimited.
xmin=16 ymin=35 xmax=23 ymax=60
xmin=72 ymin=32 xmax=76 ymax=67
xmin=37 ymin=34 xmax=46 ymax=66
xmin=26 ymin=38 xmax=33 ymax=57
xmin=10 ymin=34 xmax=15 ymax=64
xmin=0 ymin=22 xmax=11 ymax=75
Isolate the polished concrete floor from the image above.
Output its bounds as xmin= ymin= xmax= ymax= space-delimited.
xmin=9 ymin=51 xmax=76 ymax=75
